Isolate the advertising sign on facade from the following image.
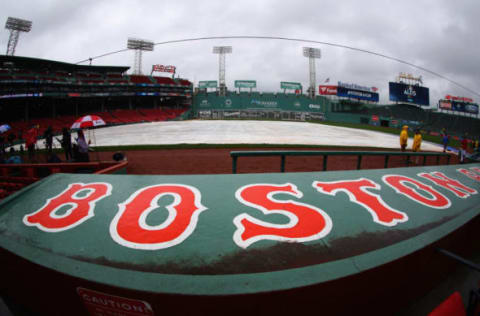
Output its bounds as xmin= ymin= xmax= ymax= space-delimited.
xmin=198 ymin=81 xmax=218 ymax=89
xmin=152 ymin=65 xmax=176 ymax=73
xmin=464 ymin=103 xmax=479 ymax=114
xmin=439 ymin=99 xmax=478 ymax=114
xmin=337 ymin=86 xmax=379 ymax=102
xmin=318 ymin=85 xmax=337 ymax=95
xmin=445 ymin=95 xmax=473 ymax=103
xmin=439 ymin=100 xmax=452 ymax=110
xmin=235 ymin=80 xmax=257 ymax=88
xmin=389 ymin=82 xmax=430 ymax=106
xmin=337 ymin=81 xmax=373 ymax=92
xmin=453 ymin=101 xmax=479 ymax=114
xmin=281 ymin=82 xmax=302 ymax=90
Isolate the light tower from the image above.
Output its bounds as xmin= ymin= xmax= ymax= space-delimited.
xmin=213 ymin=46 xmax=232 ymax=96
xmin=127 ymin=38 xmax=154 ymax=75
xmin=303 ymin=47 xmax=321 ymax=99
xmin=4 ymin=17 xmax=32 ymax=56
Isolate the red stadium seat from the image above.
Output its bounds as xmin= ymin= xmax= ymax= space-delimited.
xmin=428 ymin=292 xmax=466 ymax=316
xmin=152 ymin=76 xmax=176 ymax=85
xmin=129 ymin=75 xmax=154 ymax=84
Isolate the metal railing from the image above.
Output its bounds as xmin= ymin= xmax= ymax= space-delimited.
xmin=230 ymin=150 xmax=451 ymax=174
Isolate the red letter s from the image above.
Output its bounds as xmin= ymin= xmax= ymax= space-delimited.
xmin=233 ymin=183 xmax=332 ymax=249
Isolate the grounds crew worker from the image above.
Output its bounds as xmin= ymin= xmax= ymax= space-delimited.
xmin=400 ymin=125 xmax=409 ymax=152
xmin=412 ymin=129 xmax=422 ymax=164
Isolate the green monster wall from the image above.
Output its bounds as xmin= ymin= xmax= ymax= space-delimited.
xmin=193 ymin=92 xmax=329 ymax=113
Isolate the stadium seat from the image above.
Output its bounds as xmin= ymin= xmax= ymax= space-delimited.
xmin=178 ymin=79 xmax=192 ymax=86
xmin=111 ymin=109 xmax=147 ymax=123
xmin=0 ymin=75 xmax=14 ymax=81
xmin=428 ymin=291 xmax=466 ymax=316
xmin=153 ymin=76 xmax=176 ymax=85
xmin=108 ymin=79 xmax=129 ymax=84
xmin=129 ymin=75 xmax=154 ymax=84
xmin=107 ymin=73 xmax=123 ymax=79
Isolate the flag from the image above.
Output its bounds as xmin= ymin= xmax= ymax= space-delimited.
xmin=324 ymin=78 xmax=330 ymax=83
xmin=371 ymin=87 xmax=378 ymax=92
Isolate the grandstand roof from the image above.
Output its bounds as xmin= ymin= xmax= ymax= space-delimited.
xmin=0 ymin=55 xmax=130 ymax=74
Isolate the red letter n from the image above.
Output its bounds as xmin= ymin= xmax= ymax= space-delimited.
xmin=418 ymin=172 xmax=477 ymax=199
xmin=457 ymin=168 xmax=480 ymax=182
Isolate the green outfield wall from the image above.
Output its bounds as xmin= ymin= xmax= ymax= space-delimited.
xmin=193 ymin=92 xmax=330 ymax=115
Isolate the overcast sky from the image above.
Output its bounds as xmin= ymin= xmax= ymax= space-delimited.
xmin=1 ymin=0 xmax=479 ymax=107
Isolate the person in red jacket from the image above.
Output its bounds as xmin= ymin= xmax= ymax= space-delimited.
xmin=25 ymin=125 xmax=39 ymax=162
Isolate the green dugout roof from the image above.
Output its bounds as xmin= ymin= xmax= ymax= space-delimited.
xmin=0 ymin=164 xmax=479 ymax=295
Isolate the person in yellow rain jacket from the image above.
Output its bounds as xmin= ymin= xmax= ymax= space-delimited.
xmin=399 ymin=125 xmax=409 ymax=151
xmin=412 ymin=129 xmax=422 ymax=164
xmin=412 ymin=129 xmax=422 ymax=151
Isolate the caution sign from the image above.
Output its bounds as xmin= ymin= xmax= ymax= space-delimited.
xmin=77 ymin=287 xmax=154 ymax=316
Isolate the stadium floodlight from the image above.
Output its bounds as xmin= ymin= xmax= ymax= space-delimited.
xmin=127 ymin=38 xmax=154 ymax=75
xmin=213 ymin=46 xmax=232 ymax=96
xmin=303 ymin=47 xmax=321 ymax=98
xmin=4 ymin=17 xmax=32 ymax=56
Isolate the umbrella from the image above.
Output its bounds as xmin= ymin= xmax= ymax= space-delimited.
xmin=71 ymin=115 xmax=106 ymax=162
xmin=71 ymin=115 xmax=106 ymax=129
xmin=0 ymin=124 xmax=11 ymax=134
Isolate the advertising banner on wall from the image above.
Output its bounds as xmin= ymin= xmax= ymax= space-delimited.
xmin=453 ymin=101 xmax=479 ymax=114
xmin=337 ymin=86 xmax=379 ymax=102
xmin=445 ymin=95 xmax=473 ymax=103
xmin=464 ymin=103 xmax=479 ymax=114
xmin=318 ymin=85 xmax=338 ymax=95
xmin=235 ymin=80 xmax=257 ymax=88
xmin=152 ymin=65 xmax=176 ymax=73
xmin=338 ymin=81 xmax=374 ymax=92
xmin=198 ymin=81 xmax=218 ymax=89
xmin=439 ymin=99 xmax=478 ymax=114
xmin=389 ymin=82 xmax=430 ymax=106
xmin=439 ymin=100 xmax=452 ymax=110
xmin=281 ymin=82 xmax=302 ymax=90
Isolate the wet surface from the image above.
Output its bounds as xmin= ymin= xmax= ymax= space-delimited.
xmin=66 ymin=214 xmax=458 ymax=275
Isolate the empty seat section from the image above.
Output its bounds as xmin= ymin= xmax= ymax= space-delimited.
xmin=108 ymin=79 xmax=129 ymax=84
xmin=80 ymin=79 xmax=105 ymax=84
xmin=129 ymin=75 xmax=153 ymax=84
xmin=139 ymin=109 xmax=167 ymax=121
xmin=89 ymin=111 xmax=118 ymax=124
xmin=107 ymin=73 xmax=123 ymax=79
xmin=178 ymin=79 xmax=192 ymax=86
xmin=153 ymin=76 xmax=176 ymax=85
xmin=111 ymin=110 xmax=147 ymax=123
